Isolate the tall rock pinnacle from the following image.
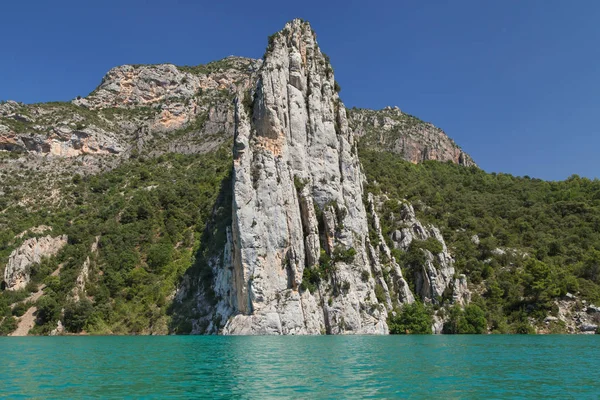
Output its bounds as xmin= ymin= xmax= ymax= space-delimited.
xmin=174 ymin=19 xmax=461 ymax=335
xmin=223 ymin=19 xmax=397 ymax=334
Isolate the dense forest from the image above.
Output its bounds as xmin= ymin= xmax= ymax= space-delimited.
xmin=360 ymin=148 xmax=600 ymax=334
xmin=2 ymin=143 xmax=600 ymax=335
xmin=0 ymin=145 xmax=232 ymax=335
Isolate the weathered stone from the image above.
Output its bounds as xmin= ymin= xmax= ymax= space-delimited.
xmin=580 ymin=323 xmax=598 ymax=332
xmin=219 ymin=19 xmax=390 ymax=335
xmin=2 ymin=235 xmax=68 ymax=291
xmin=348 ymin=107 xmax=476 ymax=166
xmin=50 ymin=320 xmax=64 ymax=336
xmin=389 ymin=201 xmax=465 ymax=304
xmin=491 ymin=248 xmax=506 ymax=256
xmin=586 ymin=305 xmax=600 ymax=314
xmin=452 ymin=274 xmax=471 ymax=306
xmin=366 ymin=193 xmax=414 ymax=305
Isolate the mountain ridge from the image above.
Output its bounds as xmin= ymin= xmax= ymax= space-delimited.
xmin=2 ymin=19 xmax=597 ymax=336
xmin=1 ymin=53 xmax=474 ymax=168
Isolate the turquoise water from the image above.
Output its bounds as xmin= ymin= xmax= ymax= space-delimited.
xmin=0 ymin=335 xmax=598 ymax=399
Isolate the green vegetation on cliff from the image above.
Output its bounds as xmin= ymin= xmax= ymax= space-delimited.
xmin=0 ymin=145 xmax=232 ymax=335
xmin=361 ymin=148 xmax=600 ymax=333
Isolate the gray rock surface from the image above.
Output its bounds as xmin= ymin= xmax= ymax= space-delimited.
xmin=586 ymin=305 xmax=600 ymax=314
xmin=390 ymin=202 xmax=463 ymax=303
xmin=366 ymin=193 xmax=415 ymax=305
xmin=348 ymin=107 xmax=476 ymax=166
xmin=452 ymin=274 xmax=471 ymax=306
xmin=2 ymin=235 xmax=67 ymax=291
xmin=580 ymin=323 xmax=598 ymax=332
xmin=222 ymin=19 xmax=389 ymax=335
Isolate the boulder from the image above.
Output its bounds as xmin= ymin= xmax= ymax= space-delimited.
xmin=580 ymin=323 xmax=598 ymax=332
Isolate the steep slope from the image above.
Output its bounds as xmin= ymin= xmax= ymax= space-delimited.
xmin=349 ymin=106 xmax=475 ymax=166
xmin=170 ymin=20 xmax=466 ymax=335
xmin=1 ymin=19 xmax=476 ymax=336
xmin=360 ymin=149 xmax=600 ymax=334
xmin=0 ymin=57 xmax=259 ymax=162
xmin=226 ymin=20 xmax=389 ymax=334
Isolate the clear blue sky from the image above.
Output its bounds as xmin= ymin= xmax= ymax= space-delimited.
xmin=2 ymin=0 xmax=599 ymax=181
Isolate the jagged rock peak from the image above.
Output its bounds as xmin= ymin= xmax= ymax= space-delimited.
xmin=74 ymin=56 xmax=261 ymax=110
xmin=219 ymin=20 xmax=392 ymax=334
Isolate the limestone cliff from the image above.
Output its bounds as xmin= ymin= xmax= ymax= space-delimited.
xmin=174 ymin=20 xmax=468 ymax=335
xmin=2 ymin=235 xmax=67 ymax=291
xmin=0 ymin=57 xmax=260 ymax=161
xmin=0 ymin=19 xmax=475 ymax=336
xmin=349 ymin=107 xmax=475 ymax=166
xmin=224 ymin=19 xmax=393 ymax=334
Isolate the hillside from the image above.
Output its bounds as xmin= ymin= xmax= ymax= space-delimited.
xmin=1 ymin=19 xmax=597 ymax=336
xmin=360 ymin=149 xmax=600 ymax=333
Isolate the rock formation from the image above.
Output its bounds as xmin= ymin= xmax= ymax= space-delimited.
xmin=349 ymin=106 xmax=475 ymax=166
xmin=0 ymin=19 xmax=477 ymax=336
xmin=0 ymin=55 xmax=472 ymax=168
xmin=224 ymin=19 xmax=392 ymax=334
xmin=2 ymin=235 xmax=67 ymax=291
xmin=0 ymin=57 xmax=260 ymax=161
xmin=368 ymin=195 xmax=471 ymax=305
xmin=388 ymin=201 xmax=465 ymax=303
xmin=175 ymin=20 xmax=470 ymax=335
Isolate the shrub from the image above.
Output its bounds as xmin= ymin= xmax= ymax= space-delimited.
xmin=63 ymin=298 xmax=94 ymax=333
xmin=419 ymin=237 xmax=444 ymax=254
xmin=300 ymin=266 xmax=320 ymax=293
xmin=294 ymin=176 xmax=307 ymax=192
xmin=36 ymin=296 xmax=60 ymax=325
xmin=334 ymin=81 xmax=341 ymax=93
xmin=388 ymin=302 xmax=433 ymax=334
xmin=374 ymin=283 xmax=386 ymax=303
xmin=0 ymin=316 xmax=18 ymax=336
xmin=332 ymin=246 xmax=356 ymax=264
xmin=443 ymin=304 xmax=487 ymax=334
xmin=12 ymin=302 xmax=30 ymax=317
xmin=361 ymin=270 xmax=370 ymax=282
xmin=146 ymin=243 xmax=173 ymax=271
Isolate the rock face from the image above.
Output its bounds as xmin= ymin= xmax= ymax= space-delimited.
xmin=221 ymin=19 xmax=392 ymax=334
xmin=369 ymin=196 xmax=470 ymax=306
xmin=71 ymin=237 xmax=99 ymax=302
xmin=0 ymin=125 xmax=123 ymax=156
xmin=366 ymin=193 xmax=415 ymax=305
xmin=0 ymin=57 xmax=260 ymax=161
xmin=176 ymin=20 xmax=470 ymax=335
xmin=349 ymin=106 xmax=476 ymax=166
xmin=1 ymin=19 xmax=477 ymax=335
xmin=550 ymin=295 xmax=600 ymax=334
xmin=2 ymin=235 xmax=67 ymax=291
xmin=389 ymin=202 xmax=458 ymax=302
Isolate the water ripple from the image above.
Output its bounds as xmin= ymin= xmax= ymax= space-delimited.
xmin=0 ymin=335 xmax=598 ymax=399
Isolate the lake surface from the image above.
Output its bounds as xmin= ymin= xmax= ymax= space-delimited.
xmin=0 ymin=335 xmax=598 ymax=399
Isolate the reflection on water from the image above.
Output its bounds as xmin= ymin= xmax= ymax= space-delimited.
xmin=0 ymin=335 xmax=598 ymax=398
